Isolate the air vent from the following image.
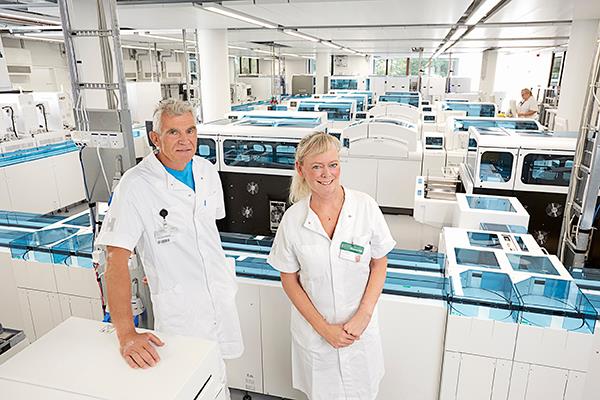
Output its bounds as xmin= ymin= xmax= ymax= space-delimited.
xmin=7 ymin=65 xmax=31 ymax=74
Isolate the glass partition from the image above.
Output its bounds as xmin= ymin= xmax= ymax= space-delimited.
xmin=479 ymin=151 xmax=514 ymax=183
xmin=223 ymin=139 xmax=297 ymax=169
xmin=454 ymin=248 xmax=501 ymax=269
xmin=521 ymin=153 xmax=573 ymax=187
xmin=507 ymin=254 xmax=560 ymax=276
xmin=466 ymin=196 xmax=516 ymax=212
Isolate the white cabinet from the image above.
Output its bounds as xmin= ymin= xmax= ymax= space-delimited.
xmin=53 ymin=151 xmax=86 ymax=209
xmin=0 ymin=252 xmax=25 ymax=331
xmin=17 ymin=288 xmax=62 ymax=341
xmin=260 ymin=283 xmax=307 ymax=400
xmin=225 ymin=280 xmax=263 ymax=393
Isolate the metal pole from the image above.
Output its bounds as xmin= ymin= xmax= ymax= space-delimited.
xmin=57 ymin=0 xmax=82 ymax=129
xmin=107 ymin=0 xmax=129 ymax=110
xmin=194 ymin=28 xmax=203 ymax=121
xmin=154 ymin=43 xmax=160 ymax=82
xmin=182 ymin=29 xmax=191 ymax=101
xmin=147 ymin=41 xmax=154 ymax=83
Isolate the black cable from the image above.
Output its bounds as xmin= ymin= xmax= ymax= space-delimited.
xmin=36 ymin=103 xmax=49 ymax=132
xmin=2 ymin=106 xmax=17 ymax=138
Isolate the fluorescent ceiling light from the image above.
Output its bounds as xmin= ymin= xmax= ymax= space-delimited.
xmin=302 ymin=55 xmax=316 ymax=59
xmin=449 ymin=27 xmax=468 ymax=42
xmin=465 ymin=0 xmax=502 ymax=25
xmin=283 ymin=29 xmax=319 ymax=43
xmin=201 ymin=4 xmax=278 ymax=29
xmin=254 ymin=49 xmax=272 ymax=54
xmin=281 ymin=53 xmax=300 ymax=57
xmin=321 ymin=41 xmax=341 ymax=49
xmin=12 ymin=34 xmax=63 ymax=44
xmin=228 ymin=45 xmax=249 ymax=50
xmin=0 ymin=12 xmax=60 ymax=25
xmin=132 ymin=32 xmax=182 ymax=42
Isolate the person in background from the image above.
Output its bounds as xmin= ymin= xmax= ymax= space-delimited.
xmin=95 ymin=99 xmax=242 ymax=396
xmin=268 ymin=132 xmax=396 ymax=400
xmin=517 ymin=88 xmax=539 ymax=118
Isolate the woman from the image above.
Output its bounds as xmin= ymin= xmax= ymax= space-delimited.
xmin=267 ymin=132 xmax=396 ymax=400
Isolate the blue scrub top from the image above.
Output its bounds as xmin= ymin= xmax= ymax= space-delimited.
xmin=164 ymin=160 xmax=195 ymax=191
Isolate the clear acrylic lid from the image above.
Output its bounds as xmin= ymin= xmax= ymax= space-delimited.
xmin=466 ymin=195 xmax=516 ymax=212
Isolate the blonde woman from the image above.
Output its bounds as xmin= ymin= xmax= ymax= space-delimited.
xmin=267 ymin=132 xmax=396 ymax=400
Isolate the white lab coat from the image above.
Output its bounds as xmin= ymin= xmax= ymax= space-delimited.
xmin=517 ymin=96 xmax=538 ymax=118
xmin=268 ymin=189 xmax=396 ymax=400
xmin=96 ymin=153 xmax=243 ymax=359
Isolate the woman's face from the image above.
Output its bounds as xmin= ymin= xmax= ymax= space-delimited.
xmin=297 ymin=146 xmax=341 ymax=198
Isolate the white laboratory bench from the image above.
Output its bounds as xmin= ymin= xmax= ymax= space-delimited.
xmin=0 ymin=317 xmax=227 ymax=400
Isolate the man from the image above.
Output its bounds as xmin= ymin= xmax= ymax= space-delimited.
xmin=95 ymin=99 xmax=243 ymax=372
xmin=516 ymin=88 xmax=539 ymax=118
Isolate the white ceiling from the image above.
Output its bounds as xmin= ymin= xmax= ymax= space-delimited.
xmin=0 ymin=0 xmax=597 ymax=58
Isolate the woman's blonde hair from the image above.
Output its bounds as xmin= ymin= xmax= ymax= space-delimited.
xmin=289 ymin=132 xmax=341 ymax=204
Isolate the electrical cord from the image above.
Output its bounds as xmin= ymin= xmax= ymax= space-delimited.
xmin=96 ymin=145 xmax=111 ymax=195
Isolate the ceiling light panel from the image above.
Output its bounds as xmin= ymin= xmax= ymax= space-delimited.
xmin=201 ymin=4 xmax=278 ymax=29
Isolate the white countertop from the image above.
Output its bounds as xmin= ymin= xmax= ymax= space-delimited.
xmin=0 ymin=317 xmax=220 ymax=399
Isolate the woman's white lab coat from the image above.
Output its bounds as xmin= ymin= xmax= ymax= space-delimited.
xmin=268 ymin=189 xmax=396 ymax=400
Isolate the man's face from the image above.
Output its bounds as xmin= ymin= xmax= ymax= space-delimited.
xmin=150 ymin=112 xmax=197 ymax=168
xmin=521 ymin=90 xmax=531 ymax=101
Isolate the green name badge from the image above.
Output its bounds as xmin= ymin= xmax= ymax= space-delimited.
xmin=340 ymin=241 xmax=366 ymax=263
xmin=340 ymin=242 xmax=365 ymax=255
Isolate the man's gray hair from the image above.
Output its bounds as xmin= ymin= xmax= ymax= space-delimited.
xmin=152 ymin=99 xmax=194 ymax=134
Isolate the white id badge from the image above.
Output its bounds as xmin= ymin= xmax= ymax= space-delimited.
xmin=154 ymin=224 xmax=177 ymax=245
xmin=339 ymin=241 xmax=365 ymax=263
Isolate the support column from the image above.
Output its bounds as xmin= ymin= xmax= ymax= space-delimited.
xmin=0 ymin=38 xmax=12 ymax=90
xmin=557 ymin=19 xmax=600 ymax=131
xmin=316 ymin=51 xmax=331 ymax=94
xmin=197 ymin=29 xmax=231 ymax=122
xmin=479 ymin=49 xmax=498 ymax=96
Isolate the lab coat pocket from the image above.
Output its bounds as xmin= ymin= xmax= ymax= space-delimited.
xmin=297 ymin=244 xmax=329 ymax=280
xmin=152 ymin=284 xmax=186 ymax=333
xmin=353 ymin=234 xmax=372 ymax=266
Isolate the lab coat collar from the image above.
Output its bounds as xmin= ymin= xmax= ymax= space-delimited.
xmin=145 ymin=152 xmax=195 ymax=192
xmin=302 ymin=187 xmax=355 ymax=240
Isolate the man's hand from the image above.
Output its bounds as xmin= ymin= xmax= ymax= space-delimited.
xmin=119 ymin=331 xmax=165 ymax=369
xmin=343 ymin=309 xmax=372 ymax=340
xmin=319 ymin=323 xmax=356 ymax=349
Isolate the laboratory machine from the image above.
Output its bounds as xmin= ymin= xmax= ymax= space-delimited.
xmin=441 ymin=100 xmax=497 ymax=118
xmin=197 ymin=111 xmax=327 ymax=235
xmin=444 ymin=116 xmax=543 ymax=167
xmin=328 ymin=90 xmax=374 ymax=106
xmin=0 ymin=323 xmax=27 ymax=364
xmin=291 ymin=74 xmax=315 ymax=96
xmin=328 ymin=75 xmax=368 ymax=91
xmin=460 ymin=126 xmax=600 ymax=264
xmin=340 ymin=116 xmax=424 ymax=212
xmin=0 ymin=318 xmax=227 ymax=400
xmin=440 ymin=227 xmax=596 ymax=400
xmin=289 ymin=97 xmax=357 ymax=130
xmin=447 ymin=77 xmax=472 ymax=94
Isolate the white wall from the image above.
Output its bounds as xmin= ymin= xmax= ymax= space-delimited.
xmin=332 ymin=55 xmax=371 ymax=76
xmin=493 ymin=49 xmax=552 ymax=112
xmin=283 ymin=58 xmax=307 ymax=94
xmin=454 ymin=53 xmax=482 ymax=92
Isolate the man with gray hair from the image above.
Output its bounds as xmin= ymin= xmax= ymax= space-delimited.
xmin=95 ymin=99 xmax=243 ymax=375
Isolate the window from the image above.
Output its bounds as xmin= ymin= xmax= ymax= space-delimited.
xmin=389 ymin=58 xmax=408 ymax=76
xmin=373 ymin=58 xmax=387 ymax=75
xmin=197 ymin=138 xmax=217 ymax=164
xmin=239 ymin=57 xmax=259 ymax=75
xmin=223 ymin=139 xmax=297 ymax=169
xmin=521 ymin=153 xmax=574 ymax=186
xmin=408 ymin=58 xmax=423 ymax=76
xmin=429 ymin=58 xmax=459 ymax=77
xmin=479 ymin=151 xmax=514 ymax=183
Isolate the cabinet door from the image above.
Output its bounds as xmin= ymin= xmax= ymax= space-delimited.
xmin=27 ymin=289 xmax=62 ymax=339
xmin=0 ymin=252 xmax=25 ymax=330
xmin=17 ymin=288 xmax=35 ymax=342
xmin=564 ymin=370 xmax=585 ymax=400
xmin=456 ymin=354 xmax=496 ymax=400
xmin=225 ymin=281 xmax=263 ymax=393
xmin=260 ymin=284 xmax=307 ymax=400
xmin=525 ymin=365 xmax=568 ymax=400
xmin=52 ymin=151 xmax=85 ymax=208
xmin=0 ymin=169 xmax=12 ymax=209
xmin=4 ymin=159 xmax=59 ymax=213
xmin=439 ymin=351 xmax=461 ymax=400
